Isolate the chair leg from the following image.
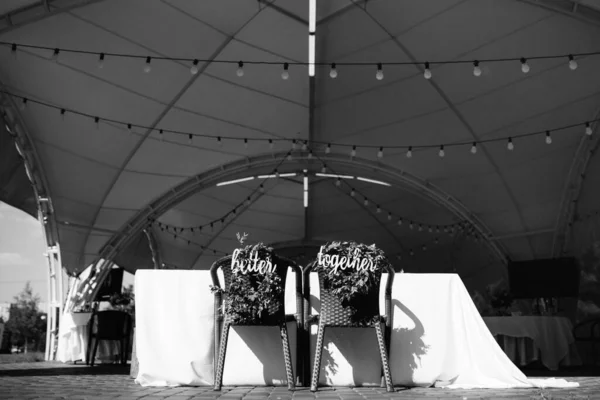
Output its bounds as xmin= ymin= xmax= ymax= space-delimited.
xmin=91 ymin=338 xmax=100 ymax=367
xmin=85 ymin=337 xmax=93 ymax=365
xmin=310 ymin=324 xmax=326 ymax=392
xmin=279 ymin=323 xmax=295 ymax=390
xmin=375 ymin=324 xmax=394 ymax=392
xmin=213 ymin=321 xmax=231 ymax=391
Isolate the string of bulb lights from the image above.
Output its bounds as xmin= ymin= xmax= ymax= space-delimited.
xmin=4 ymin=90 xmax=598 ymax=158
xmin=4 ymin=41 xmax=599 ymax=80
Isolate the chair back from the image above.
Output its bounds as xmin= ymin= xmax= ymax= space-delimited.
xmin=210 ymin=254 xmax=296 ymax=323
xmin=304 ymin=262 xmax=395 ymax=327
xmin=93 ymin=310 xmax=131 ymax=340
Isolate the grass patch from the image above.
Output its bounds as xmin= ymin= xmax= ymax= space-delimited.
xmin=0 ymin=352 xmax=45 ymax=364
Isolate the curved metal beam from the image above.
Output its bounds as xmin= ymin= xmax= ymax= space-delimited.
xmin=517 ymin=0 xmax=600 ymax=27
xmin=143 ymin=227 xmax=162 ymax=269
xmin=0 ymin=87 xmax=63 ymax=361
xmin=552 ymin=116 xmax=600 ymax=256
xmin=96 ymin=151 xmax=508 ymax=268
xmin=0 ymin=0 xmax=106 ymax=34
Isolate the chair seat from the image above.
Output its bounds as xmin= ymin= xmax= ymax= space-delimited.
xmin=306 ymin=314 xmax=387 ymax=327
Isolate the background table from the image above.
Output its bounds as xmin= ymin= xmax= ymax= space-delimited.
xmin=134 ymin=270 xmax=577 ymax=389
xmin=483 ymin=316 xmax=581 ymax=370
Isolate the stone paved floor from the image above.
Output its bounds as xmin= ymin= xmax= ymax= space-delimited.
xmin=0 ymin=362 xmax=599 ymax=400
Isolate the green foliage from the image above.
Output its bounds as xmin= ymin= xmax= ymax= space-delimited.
xmin=312 ymin=241 xmax=391 ymax=325
xmin=211 ymin=241 xmax=284 ymax=325
xmin=109 ymin=284 xmax=135 ymax=316
xmin=5 ymin=282 xmax=46 ymax=352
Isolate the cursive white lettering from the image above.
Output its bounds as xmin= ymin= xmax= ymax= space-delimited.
xmin=231 ymin=249 xmax=276 ymax=274
xmin=317 ymin=246 xmax=377 ymax=274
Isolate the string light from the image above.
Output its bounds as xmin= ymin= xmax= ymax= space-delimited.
xmin=545 ymin=131 xmax=552 ymax=144
xmin=190 ymin=59 xmax=199 ymax=75
xmin=237 ymin=61 xmax=244 ymax=77
xmin=335 ymin=178 xmax=341 ymax=187
xmin=159 ymin=129 xmax=164 ymax=141
xmin=377 ymin=205 xmax=381 ymax=213
xmin=438 ymin=145 xmax=445 ymax=158
xmin=281 ymin=63 xmax=290 ymax=80
xmin=568 ymin=55 xmax=578 ymax=71
xmin=302 ymin=141 xmax=308 ymax=151
xmin=2 ymin=90 xmax=599 ymax=157
xmin=520 ymin=57 xmax=530 ymax=73
xmin=398 ymin=218 xmax=403 ymax=226
xmin=507 ymin=137 xmax=514 ymax=151
xmin=424 ymin=62 xmax=432 ymax=80
xmin=188 ymin=134 xmax=193 ymax=145
xmin=329 ymin=63 xmax=337 ymax=79
xmin=473 ymin=60 xmax=481 ymax=77
xmin=98 ymin=53 xmax=105 ymax=69
xmin=388 ymin=212 xmax=392 ymax=221
xmin=51 ymin=48 xmax=59 ymax=61
xmin=376 ymin=63 xmax=384 ymax=80
xmin=350 ymin=188 xmax=355 ymax=197
xmin=144 ymin=56 xmax=152 ymax=73
xmin=244 ymin=138 xmax=248 ymax=148
xmin=19 ymin=98 xmax=27 ymax=111
xmin=364 ymin=198 xmax=369 ymax=206
xmin=60 ymin=108 xmax=66 ymax=120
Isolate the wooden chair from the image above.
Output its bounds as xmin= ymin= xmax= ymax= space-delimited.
xmin=573 ymin=317 xmax=600 ymax=366
xmin=303 ymin=261 xmax=395 ymax=392
xmin=211 ymin=254 xmax=303 ymax=390
xmin=86 ymin=310 xmax=132 ymax=366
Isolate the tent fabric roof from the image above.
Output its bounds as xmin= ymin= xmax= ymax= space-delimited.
xmin=2 ymin=0 xmax=600 ymax=290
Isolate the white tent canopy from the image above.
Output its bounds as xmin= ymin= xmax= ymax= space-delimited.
xmin=1 ymin=0 xmax=600 ymax=297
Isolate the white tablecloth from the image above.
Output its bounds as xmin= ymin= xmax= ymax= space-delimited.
xmin=484 ymin=316 xmax=581 ymax=370
xmin=57 ymin=312 xmax=92 ymax=363
xmin=134 ymin=271 xmax=578 ymax=389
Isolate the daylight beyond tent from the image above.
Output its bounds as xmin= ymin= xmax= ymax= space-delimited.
xmin=1 ymin=0 xmax=600 ymax=294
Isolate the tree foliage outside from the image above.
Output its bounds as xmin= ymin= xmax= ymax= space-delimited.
xmin=4 ymin=282 xmax=46 ymax=353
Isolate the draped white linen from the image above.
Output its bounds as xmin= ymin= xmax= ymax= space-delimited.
xmin=133 ymin=270 xmax=578 ymax=389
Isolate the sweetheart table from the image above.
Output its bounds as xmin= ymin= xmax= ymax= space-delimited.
xmin=133 ymin=270 xmax=577 ymax=389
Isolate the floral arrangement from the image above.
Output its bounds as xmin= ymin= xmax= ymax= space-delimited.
xmin=311 ymin=241 xmax=391 ymax=325
xmin=210 ymin=233 xmax=284 ymax=325
xmin=109 ymin=285 xmax=135 ymax=316
xmin=486 ymin=279 xmax=513 ymax=316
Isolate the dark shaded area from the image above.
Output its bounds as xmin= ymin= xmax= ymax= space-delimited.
xmin=0 ymin=363 xmax=131 ymax=377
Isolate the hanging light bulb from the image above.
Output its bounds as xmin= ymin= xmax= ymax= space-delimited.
xmin=473 ymin=60 xmax=482 ymax=77
xmin=188 ymin=134 xmax=193 ymax=145
xmin=19 ymin=98 xmax=27 ymax=111
xmin=377 ymin=147 xmax=383 ymax=158
xmin=434 ymin=237 xmax=439 ymax=244
xmin=159 ymin=129 xmax=164 ymax=141
xmin=302 ymin=141 xmax=308 ymax=151
xmin=236 ymin=61 xmax=244 ymax=77
xmin=320 ymin=164 xmax=326 ymax=173
xmin=507 ymin=137 xmax=514 ymax=150
xmin=470 ymin=142 xmax=477 ymax=154
xmin=418 ymin=224 xmax=423 ymax=231
xmin=217 ymin=136 xmax=222 ymax=146
xmin=350 ymin=189 xmax=355 ymax=197
xmin=246 ymin=197 xmax=251 ymax=206
xmin=520 ymin=57 xmax=530 ymax=74
xmin=244 ymin=138 xmax=248 ymax=148
xmin=422 ymin=245 xmax=427 ymax=251
xmin=398 ymin=218 xmax=403 ymax=226
xmin=409 ymin=249 xmax=414 ymax=256
xmin=98 ymin=53 xmax=105 ymax=69
xmin=585 ymin=122 xmax=593 ymax=136
xmin=376 ymin=63 xmax=384 ymax=80
xmin=309 ymin=151 xmax=314 ymax=160
xmin=329 ymin=63 xmax=338 ymax=79
xmin=406 ymin=146 xmax=413 ymax=158
xmin=269 ymin=139 xmax=274 ymax=149
xmin=388 ymin=212 xmax=392 ymax=221
xmin=60 ymin=109 xmax=66 ymax=121
xmin=127 ymin=123 xmax=132 ymax=134
xmin=144 ymin=56 xmax=152 ymax=73
xmin=409 ymin=222 xmax=414 ymax=230
xmin=335 ymin=178 xmax=341 ymax=187
xmin=260 ymin=184 xmax=265 ymax=193
xmin=190 ymin=59 xmax=199 ymax=75
xmin=281 ymin=62 xmax=290 ymax=80
xmin=292 ymin=139 xmax=297 ymax=150
xmin=287 ymin=152 xmax=292 ymax=161
xmin=545 ymin=131 xmax=552 ymax=144
xmin=11 ymin=43 xmax=17 ymax=58
xmin=377 ymin=205 xmax=381 ymax=213
xmin=438 ymin=145 xmax=445 ymax=157
xmin=94 ymin=117 xmax=100 ymax=129
xmin=424 ymin=62 xmax=432 ymax=80
xmin=275 ymin=169 xmax=280 ymax=178
xmin=568 ymin=55 xmax=578 ymax=71
xmin=52 ymin=48 xmax=59 ymax=62
xmin=326 ymin=143 xmax=331 ymax=154
xmin=428 ymin=226 xmax=433 ymax=233
xmin=351 ymin=145 xmax=357 ymax=157
xmin=364 ymin=198 xmax=369 ymax=206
